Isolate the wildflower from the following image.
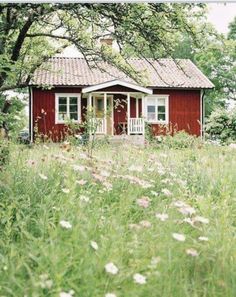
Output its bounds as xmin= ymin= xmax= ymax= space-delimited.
xmin=150 ymin=256 xmax=161 ymax=266
xmin=183 ymin=217 xmax=195 ymax=226
xmin=39 ymin=274 xmax=53 ymax=289
xmin=139 ymin=220 xmax=152 ymax=228
xmin=90 ymin=241 xmax=98 ymax=251
xmin=80 ymin=195 xmax=90 ymax=203
xmin=173 ymin=200 xmax=187 ymax=208
xmin=62 ymin=188 xmax=70 ymax=194
xmin=59 ymin=220 xmax=72 ymax=229
xmin=133 ymin=273 xmax=146 ymax=284
xmin=151 ymin=190 xmax=158 ymax=197
xmin=161 ymin=188 xmax=172 ymax=196
xmin=155 ymin=213 xmax=168 ymax=221
xmin=39 ymin=173 xmax=48 ymax=180
xmin=198 ymin=236 xmax=209 ymax=242
xmin=103 ymin=181 xmax=113 ymax=191
xmin=100 ymin=170 xmax=110 ymax=177
xmin=76 ymin=179 xmax=87 ymax=185
xmin=105 ymin=262 xmax=119 ymax=275
xmin=186 ymin=248 xmax=199 ymax=257
xmin=137 ymin=197 xmax=150 ymax=208
xmin=27 ymin=159 xmax=36 ymax=166
xmin=105 ymin=293 xmax=117 ymax=297
xmin=178 ymin=205 xmax=196 ymax=216
xmin=72 ymin=164 xmax=85 ymax=172
xmin=193 ymin=216 xmax=209 ymax=224
xmin=129 ymin=165 xmax=143 ymax=172
xmin=172 ymin=233 xmax=186 ymax=242
xmin=59 ymin=290 xmax=74 ymax=297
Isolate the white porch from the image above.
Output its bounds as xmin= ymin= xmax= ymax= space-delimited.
xmin=82 ymin=79 xmax=153 ymax=136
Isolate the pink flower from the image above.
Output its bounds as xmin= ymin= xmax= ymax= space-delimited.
xmin=137 ymin=197 xmax=150 ymax=208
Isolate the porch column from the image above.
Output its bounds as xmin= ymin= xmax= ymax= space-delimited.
xmin=142 ymin=94 xmax=146 ymax=119
xmin=88 ymin=93 xmax=92 ymax=137
xmin=127 ymin=93 xmax=130 ymax=135
xmin=104 ymin=92 xmax=107 ymax=134
xmin=136 ymin=96 xmax=139 ymax=118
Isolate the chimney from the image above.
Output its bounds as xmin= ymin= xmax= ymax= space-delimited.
xmin=100 ymin=38 xmax=113 ymax=47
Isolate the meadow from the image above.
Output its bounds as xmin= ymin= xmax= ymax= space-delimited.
xmin=0 ymin=142 xmax=236 ymax=297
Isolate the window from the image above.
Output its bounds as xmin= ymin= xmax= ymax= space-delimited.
xmin=56 ymin=94 xmax=81 ymax=124
xmin=146 ymin=95 xmax=169 ymax=123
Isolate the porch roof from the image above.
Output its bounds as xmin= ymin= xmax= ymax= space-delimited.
xmin=81 ymin=79 xmax=153 ymax=94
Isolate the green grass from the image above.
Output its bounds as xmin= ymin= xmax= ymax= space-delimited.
xmin=0 ymin=143 xmax=236 ymax=297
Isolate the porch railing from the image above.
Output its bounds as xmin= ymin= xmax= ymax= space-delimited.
xmin=91 ymin=118 xmax=105 ymax=134
xmin=129 ymin=118 xmax=144 ymax=134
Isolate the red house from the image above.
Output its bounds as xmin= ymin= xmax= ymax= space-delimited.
xmin=29 ymin=57 xmax=214 ymax=142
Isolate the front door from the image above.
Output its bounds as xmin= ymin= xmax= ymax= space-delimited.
xmin=93 ymin=95 xmax=113 ymax=135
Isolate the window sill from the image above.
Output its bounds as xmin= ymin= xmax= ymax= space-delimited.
xmin=147 ymin=121 xmax=168 ymax=125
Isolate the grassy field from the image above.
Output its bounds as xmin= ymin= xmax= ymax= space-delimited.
xmin=0 ymin=143 xmax=236 ymax=297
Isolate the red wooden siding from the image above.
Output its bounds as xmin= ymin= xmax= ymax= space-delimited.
xmin=32 ymin=87 xmax=83 ymax=141
xmin=151 ymin=89 xmax=201 ymax=136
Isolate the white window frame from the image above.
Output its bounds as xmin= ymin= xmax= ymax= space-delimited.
xmin=55 ymin=93 xmax=81 ymax=124
xmin=146 ymin=95 xmax=169 ymax=124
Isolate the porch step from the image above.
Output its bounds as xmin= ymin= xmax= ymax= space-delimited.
xmin=95 ymin=135 xmax=145 ymax=146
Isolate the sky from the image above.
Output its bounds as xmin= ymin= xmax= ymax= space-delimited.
xmin=208 ymin=3 xmax=236 ymax=34
xmin=62 ymin=3 xmax=236 ymax=57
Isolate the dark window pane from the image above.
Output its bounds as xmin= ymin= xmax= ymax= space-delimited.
xmin=59 ymin=105 xmax=67 ymax=112
xmin=147 ymin=105 xmax=155 ymax=113
xmin=70 ymin=97 xmax=77 ymax=105
xmin=158 ymin=106 xmax=165 ymax=113
xmin=158 ymin=114 xmax=166 ymax=121
xmin=59 ymin=97 xmax=67 ymax=105
xmin=70 ymin=112 xmax=78 ymax=120
xmin=97 ymin=99 xmax=103 ymax=111
xmin=70 ymin=105 xmax=77 ymax=112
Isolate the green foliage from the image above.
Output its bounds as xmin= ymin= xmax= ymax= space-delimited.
xmin=205 ymin=107 xmax=236 ymax=144
xmin=228 ymin=16 xmax=236 ymax=40
xmin=0 ymin=143 xmax=236 ymax=296
xmin=0 ymin=139 xmax=9 ymax=167
xmin=157 ymin=131 xmax=202 ymax=149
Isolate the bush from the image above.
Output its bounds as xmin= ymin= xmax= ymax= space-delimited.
xmin=157 ymin=131 xmax=201 ymax=149
xmin=0 ymin=139 xmax=9 ymax=167
xmin=205 ymin=107 xmax=236 ymax=144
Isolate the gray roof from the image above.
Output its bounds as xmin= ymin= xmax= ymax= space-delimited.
xmin=31 ymin=57 xmax=214 ymax=89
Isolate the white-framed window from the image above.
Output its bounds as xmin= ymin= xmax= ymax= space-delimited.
xmin=55 ymin=93 xmax=81 ymax=124
xmin=146 ymin=95 xmax=169 ymax=124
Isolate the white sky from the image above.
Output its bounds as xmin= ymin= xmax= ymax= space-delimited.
xmin=208 ymin=3 xmax=236 ymax=34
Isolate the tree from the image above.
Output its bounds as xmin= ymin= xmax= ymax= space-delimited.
xmin=228 ymin=16 xmax=236 ymax=40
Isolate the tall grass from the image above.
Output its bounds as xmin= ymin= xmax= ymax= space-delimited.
xmin=0 ymin=143 xmax=236 ymax=297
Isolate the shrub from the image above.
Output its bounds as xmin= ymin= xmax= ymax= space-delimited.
xmin=157 ymin=131 xmax=201 ymax=149
xmin=205 ymin=107 xmax=236 ymax=144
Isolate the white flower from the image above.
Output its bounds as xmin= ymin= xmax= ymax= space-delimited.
xmin=105 ymin=293 xmax=117 ymax=297
xmin=59 ymin=220 xmax=72 ymax=229
xmin=105 ymin=262 xmax=119 ymax=275
xmin=72 ymin=165 xmax=85 ymax=172
xmin=39 ymin=173 xmax=48 ymax=180
xmin=198 ymin=236 xmax=209 ymax=242
xmin=151 ymin=191 xmax=158 ymax=197
xmin=133 ymin=273 xmax=146 ymax=284
xmin=172 ymin=233 xmax=186 ymax=242
xmin=161 ymin=188 xmax=172 ymax=196
xmin=139 ymin=220 xmax=152 ymax=228
xmin=62 ymin=188 xmax=70 ymax=194
xmin=193 ymin=216 xmax=209 ymax=224
xmin=155 ymin=213 xmax=168 ymax=221
xmin=100 ymin=170 xmax=110 ymax=177
xmin=59 ymin=291 xmax=74 ymax=297
xmin=80 ymin=195 xmax=90 ymax=202
xmin=186 ymin=248 xmax=199 ymax=257
xmin=90 ymin=241 xmax=98 ymax=250
xmin=76 ymin=179 xmax=87 ymax=185
xmin=178 ymin=206 xmax=196 ymax=216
